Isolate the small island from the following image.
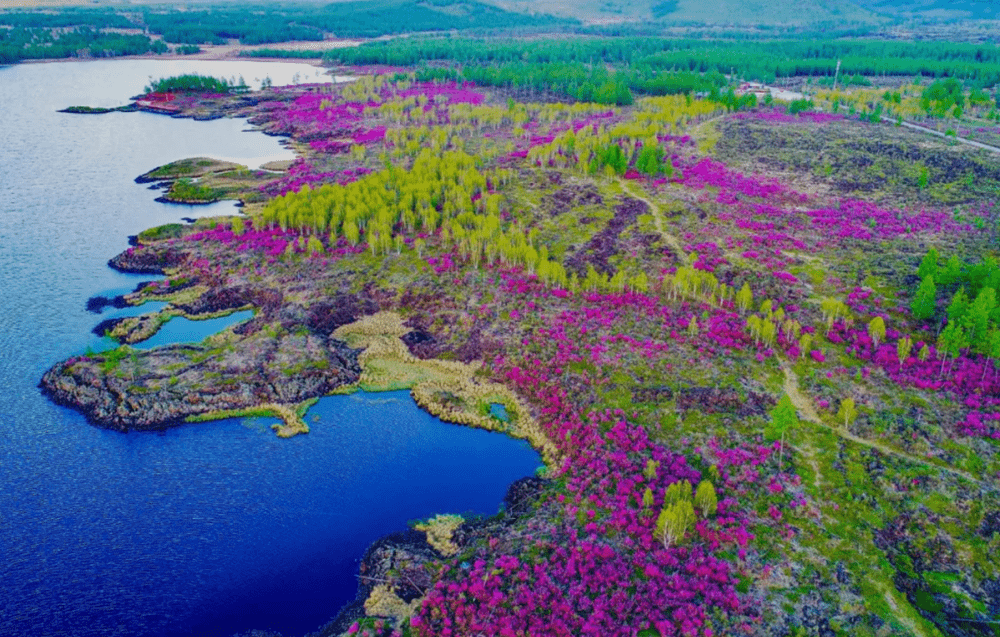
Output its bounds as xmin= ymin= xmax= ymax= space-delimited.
xmin=41 ymin=67 xmax=1000 ymax=637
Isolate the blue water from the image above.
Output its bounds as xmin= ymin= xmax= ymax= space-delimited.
xmin=132 ymin=310 xmax=255 ymax=350
xmin=490 ymin=402 xmax=510 ymax=422
xmin=0 ymin=61 xmax=541 ymax=637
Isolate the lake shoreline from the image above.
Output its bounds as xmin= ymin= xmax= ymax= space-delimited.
xmin=35 ymin=78 xmax=562 ymax=635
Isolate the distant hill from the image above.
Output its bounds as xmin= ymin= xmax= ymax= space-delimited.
xmin=489 ymin=0 xmax=1000 ymax=26
xmin=865 ymin=0 xmax=1000 ymax=20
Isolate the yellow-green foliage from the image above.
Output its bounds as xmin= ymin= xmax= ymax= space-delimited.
xmin=746 ymin=314 xmax=777 ymax=347
xmin=868 ymin=316 xmax=886 ymax=349
xmin=644 ymin=459 xmax=659 ymax=480
xmin=664 ymin=479 xmax=693 ymax=505
xmin=632 ymin=94 xmax=725 ymax=133
xmin=364 ymin=584 xmax=422 ymax=621
xmin=736 ymin=282 xmax=753 ymax=313
xmin=798 ymin=333 xmax=813 ymax=359
xmin=694 ymin=479 xmax=718 ymax=517
xmin=522 ymin=96 xmax=719 ymax=177
xmin=821 ymin=297 xmax=850 ymax=331
xmin=258 ymin=150 xmax=488 ymax=237
xmin=642 ymin=487 xmax=654 ymax=509
xmin=655 ymin=498 xmax=695 ymax=549
xmin=257 ymin=150 xmax=575 ymax=285
xmin=838 ymin=397 xmax=859 ymax=428
xmin=414 ymin=513 xmax=464 ymax=556
xmin=656 ymin=478 xmax=700 ymax=547
xmin=897 ymin=336 xmax=913 ymax=367
xmin=814 ymin=84 xmax=928 ymax=120
xmin=185 ymin=401 xmax=310 ymax=438
xmin=450 ymin=102 xmax=530 ymax=129
xmin=664 ymin=265 xmax=722 ymax=305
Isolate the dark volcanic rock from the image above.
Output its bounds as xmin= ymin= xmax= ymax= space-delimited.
xmin=109 ymin=245 xmax=189 ymax=274
xmin=86 ymin=295 xmax=129 ymax=313
xmin=545 ymin=184 xmax=604 ymax=216
xmin=39 ymin=333 xmax=361 ymax=432
xmin=565 ymin=195 xmax=646 ymax=277
xmin=172 ymin=285 xmax=256 ymax=315
xmin=306 ymin=294 xmax=379 ymax=335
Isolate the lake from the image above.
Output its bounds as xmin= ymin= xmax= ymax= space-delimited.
xmin=0 ymin=60 xmax=542 ymax=637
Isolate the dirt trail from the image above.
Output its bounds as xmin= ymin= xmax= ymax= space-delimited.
xmin=781 ymin=360 xmax=961 ymax=637
xmin=618 ymin=179 xmax=686 ymax=261
xmin=881 ymin=116 xmax=1000 ymax=155
xmin=779 ymin=360 xmax=982 ymax=486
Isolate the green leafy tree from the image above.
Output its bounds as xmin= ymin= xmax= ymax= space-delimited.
xmin=867 ymin=316 xmax=886 ymax=349
xmin=940 ymin=255 xmax=964 ymax=287
xmin=837 ymin=397 xmax=858 ymax=429
xmin=911 ymin=275 xmax=937 ymax=322
xmin=767 ymin=393 xmax=798 ymax=475
xmin=635 ymin=142 xmax=664 ymax=176
xmin=694 ymin=480 xmax=718 ymax=517
xmin=982 ymin=328 xmax=1000 ymax=381
xmin=897 ymin=336 xmax=913 ymax=369
xmin=946 ymin=288 xmax=970 ymax=325
xmin=655 ymin=498 xmax=694 ymax=549
xmin=736 ymin=283 xmax=753 ymax=313
xmin=917 ymin=248 xmax=939 ymax=280
xmin=964 ymin=287 xmax=996 ymax=350
xmin=937 ymin=322 xmax=968 ymax=378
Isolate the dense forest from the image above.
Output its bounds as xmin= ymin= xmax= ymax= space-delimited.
xmin=0 ymin=1 xmax=573 ymax=63
xmin=325 ymin=36 xmax=1000 ymax=88
xmin=0 ymin=25 xmax=167 ymax=65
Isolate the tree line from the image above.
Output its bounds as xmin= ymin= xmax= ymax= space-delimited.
xmin=0 ymin=26 xmax=166 ymax=64
xmin=327 ymin=35 xmax=1000 ymax=88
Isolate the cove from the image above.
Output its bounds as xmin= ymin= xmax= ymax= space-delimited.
xmin=0 ymin=60 xmax=542 ymax=637
xmin=131 ymin=309 xmax=255 ymax=349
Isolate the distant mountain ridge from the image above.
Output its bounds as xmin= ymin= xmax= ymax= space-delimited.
xmin=489 ymin=0 xmax=1000 ymax=26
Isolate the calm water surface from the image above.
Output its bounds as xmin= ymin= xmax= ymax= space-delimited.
xmin=0 ymin=60 xmax=541 ymax=637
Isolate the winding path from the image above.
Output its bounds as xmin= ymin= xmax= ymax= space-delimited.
xmin=617 ymin=178 xmax=687 ymax=261
xmin=779 ymin=360 xmax=983 ymax=487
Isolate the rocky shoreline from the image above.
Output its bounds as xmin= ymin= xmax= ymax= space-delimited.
xmin=40 ymin=231 xmax=374 ymax=433
xmin=313 ymin=476 xmax=548 ymax=637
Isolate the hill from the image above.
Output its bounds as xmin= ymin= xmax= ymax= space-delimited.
xmin=492 ymin=0 xmax=1000 ymax=30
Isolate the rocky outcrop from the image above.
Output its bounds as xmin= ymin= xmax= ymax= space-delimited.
xmin=39 ymin=331 xmax=361 ymax=432
xmin=317 ymin=476 xmax=548 ymax=636
xmin=109 ymin=244 xmax=189 ymax=274
xmin=565 ymin=195 xmax=646 ymax=277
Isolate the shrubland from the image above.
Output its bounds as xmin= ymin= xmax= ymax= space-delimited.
xmin=46 ymin=64 xmax=1000 ymax=637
